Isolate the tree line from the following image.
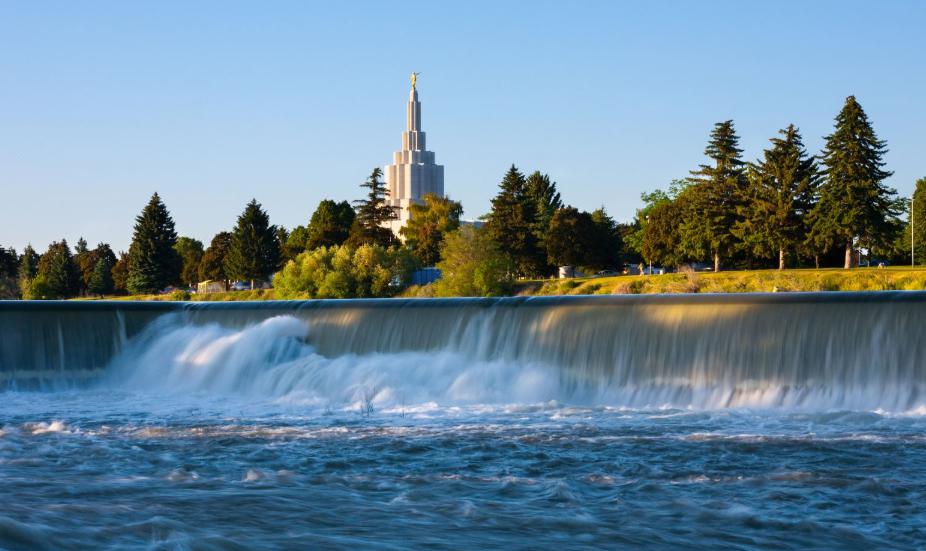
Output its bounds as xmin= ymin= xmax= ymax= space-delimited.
xmin=624 ymin=96 xmax=909 ymax=272
xmin=1 ymin=95 xmax=922 ymax=300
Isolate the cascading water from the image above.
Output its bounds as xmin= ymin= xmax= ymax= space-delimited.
xmin=2 ymin=293 xmax=924 ymax=410
xmin=2 ymin=294 xmax=926 ymax=549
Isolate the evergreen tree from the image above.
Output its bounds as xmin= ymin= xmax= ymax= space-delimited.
xmin=399 ymin=193 xmax=463 ymax=266
xmin=87 ymin=256 xmax=115 ymax=297
xmin=525 ymin=171 xmax=563 ymax=255
xmin=907 ymin=177 xmax=926 ymax=265
xmin=224 ymin=199 xmax=281 ymax=289
xmin=348 ymin=168 xmax=398 ymax=248
xmin=18 ymin=244 xmax=39 ymax=290
xmin=284 ymin=225 xmax=310 ymax=259
xmin=127 ymin=192 xmax=181 ymax=294
xmin=486 ymin=165 xmax=544 ymax=276
xmin=0 ymin=246 xmax=18 ymax=299
xmin=684 ymin=120 xmax=748 ymax=271
xmin=174 ymin=236 xmax=205 ymax=288
xmin=735 ymin=125 xmax=820 ymax=269
xmin=307 ymin=199 xmax=356 ymax=249
xmin=36 ymin=240 xmax=79 ymax=298
xmin=73 ymin=237 xmax=94 ymax=295
xmin=808 ymin=96 xmax=901 ymax=269
xmin=199 ymin=232 xmax=232 ymax=288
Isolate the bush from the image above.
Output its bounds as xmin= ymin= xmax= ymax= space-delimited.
xmin=273 ymin=244 xmax=417 ymax=299
xmin=170 ymin=289 xmax=191 ymax=301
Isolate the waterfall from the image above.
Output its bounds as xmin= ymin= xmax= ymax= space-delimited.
xmin=1 ymin=293 xmax=924 ymax=410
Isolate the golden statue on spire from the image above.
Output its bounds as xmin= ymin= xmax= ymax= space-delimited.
xmin=411 ymin=72 xmax=420 ymax=89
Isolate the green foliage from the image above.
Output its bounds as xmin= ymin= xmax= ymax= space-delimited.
xmin=87 ymin=256 xmax=115 ymax=297
xmin=273 ymin=244 xmax=416 ymax=299
xmin=348 ymin=168 xmax=398 ymax=248
xmin=281 ymin=225 xmax=309 ymax=262
xmin=735 ymin=125 xmax=820 ymax=269
xmin=486 ymin=165 xmax=544 ymax=277
xmin=225 ymin=199 xmax=281 ymax=287
xmin=169 ymin=289 xmax=192 ymax=301
xmin=434 ymin=225 xmax=512 ymax=297
xmin=307 ymin=199 xmax=355 ymax=249
xmin=641 ymin=197 xmax=686 ymax=268
xmin=898 ymin=177 xmax=926 ymax=265
xmin=127 ymin=192 xmax=181 ymax=294
xmin=36 ymin=240 xmax=79 ymax=299
xmin=525 ymin=171 xmax=563 ymax=250
xmin=625 ymin=180 xmax=688 ymax=263
xmin=112 ymin=252 xmax=129 ymax=295
xmin=399 ymin=193 xmax=463 ymax=266
xmin=587 ymin=207 xmax=623 ymax=270
xmin=199 ymin=232 xmax=231 ymax=284
xmin=173 ymin=237 xmax=204 ymax=288
xmin=546 ymin=207 xmax=596 ymax=267
xmin=0 ymin=245 xmax=17 ymax=299
xmin=684 ymin=120 xmax=748 ymax=271
xmin=808 ymin=96 xmax=901 ymax=268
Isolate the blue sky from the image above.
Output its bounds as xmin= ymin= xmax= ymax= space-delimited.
xmin=2 ymin=1 xmax=924 ymax=252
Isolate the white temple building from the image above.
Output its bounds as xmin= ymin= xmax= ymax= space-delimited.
xmin=384 ymin=74 xmax=444 ymax=236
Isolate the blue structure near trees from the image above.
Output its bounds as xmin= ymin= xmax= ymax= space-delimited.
xmin=411 ymin=267 xmax=441 ymax=286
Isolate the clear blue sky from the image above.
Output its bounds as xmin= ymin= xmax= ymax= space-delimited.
xmin=2 ymin=1 xmax=924 ymax=252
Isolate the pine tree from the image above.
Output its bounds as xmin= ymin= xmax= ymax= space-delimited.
xmin=525 ymin=171 xmax=563 ymax=248
xmin=127 ymin=192 xmax=181 ymax=294
xmin=348 ymin=168 xmax=398 ymax=248
xmin=808 ymin=96 xmax=901 ymax=269
xmin=307 ymin=199 xmax=356 ymax=249
xmin=735 ymin=125 xmax=820 ymax=269
xmin=399 ymin=193 xmax=463 ymax=266
xmin=486 ymin=165 xmax=543 ymax=276
xmin=37 ymin=240 xmax=79 ymax=298
xmin=87 ymin=256 xmax=115 ymax=297
xmin=685 ymin=120 xmax=748 ymax=271
xmin=908 ymin=177 xmax=926 ymax=265
xmin=19 ymin=244 xmax=39 ymax=285
xmin=224 ymin=199 xmax=281 ymax=289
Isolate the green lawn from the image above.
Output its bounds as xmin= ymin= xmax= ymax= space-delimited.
xmin=519 ymin=266 xmax=926 ymax=296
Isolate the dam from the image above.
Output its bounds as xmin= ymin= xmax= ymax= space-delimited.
xmin=2 ymin=293 xmax=925 ymax=548
xmin=2 ymin=293 xmax=925 ymax=410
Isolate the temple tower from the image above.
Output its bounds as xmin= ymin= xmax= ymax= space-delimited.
xmin=384 ymin=74 xmax=444 ymax=236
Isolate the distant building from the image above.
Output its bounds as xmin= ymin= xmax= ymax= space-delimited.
xmin=197 ymin=280 xmax=226 ymax=294
xmin=384 ymin=74 xmax=444 ymax=236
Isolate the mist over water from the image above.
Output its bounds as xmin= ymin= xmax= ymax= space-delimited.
xmin=2 ymin=295 xmax=925 ymax=549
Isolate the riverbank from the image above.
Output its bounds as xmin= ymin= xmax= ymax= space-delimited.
xmin=517 ymin=267 xmax=926 ymax=296
xmin=75 ymin=267 xmax=926 ymax=301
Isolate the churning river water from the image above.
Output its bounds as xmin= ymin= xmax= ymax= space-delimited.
xmin=1 ymin=295 xmax=925 ymax=549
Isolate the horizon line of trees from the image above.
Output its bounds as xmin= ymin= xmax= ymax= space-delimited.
xmin=2 ymin=95 xmax=923 ymax=300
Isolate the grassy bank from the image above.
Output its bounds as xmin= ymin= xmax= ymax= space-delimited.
xmin=519 ymin=267 xmax=926 ymax=296
xmin=79 ymin=267 xmax=926 ymax=301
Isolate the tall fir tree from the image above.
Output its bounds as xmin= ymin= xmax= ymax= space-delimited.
xmin=18 ymin=244 xmax=39 ymax=289
xmin=525 ymin=171 xmax=563 ymax=253
xmin=735 ymin=125 xmax=820 ymax=269
xmin=127 ymin=192 xmax=181 ymax=294
xmin=908 ymin=177 xmax=926 ymax=265
xmin=486 ymin=165 xmax=544 ymax=276
xmin=684 ymin=120 xmax=748 ymax=271
xmin=808 ymin=96 xmax=901 ymax=269
xmin=36 ymin=240 xmax=80 ymax=299
xmin=348 ymin=168 xmax=398 ymax=248
xmin=224 ymin=199 xmax=281 ymax=289
xmin=87 ymin=256 xmax=115 ymax=297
